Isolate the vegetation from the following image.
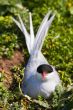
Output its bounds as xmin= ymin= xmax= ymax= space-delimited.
xmin=0 ymin=0 xmax=73 ymax=110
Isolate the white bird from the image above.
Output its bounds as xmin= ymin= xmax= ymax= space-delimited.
xmin=13 ymin=11 xmax=60 ymax=99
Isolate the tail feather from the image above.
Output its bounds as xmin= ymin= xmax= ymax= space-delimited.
xmin=12 ymin=15 xmax=31 ymax=53
xmin=35 ymin=11 xmax=51 ymax=41
xmin=29 ymin=13 xmax=35 ymax=52
xmin=12 ymin=11 xmax=55 ymax=56
xmin=12 ymin=17 xmax=22 ymax=32
xmin=32 ymin=13 xmax=55 ymax=55
xmin=18 ymin=15 xmax=31 ymax=53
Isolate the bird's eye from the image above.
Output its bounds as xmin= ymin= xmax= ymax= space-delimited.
xmin=37 ymin=64 xmax=53 ymax=74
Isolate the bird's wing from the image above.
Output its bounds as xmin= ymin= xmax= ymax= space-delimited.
xmin=32 ymin=12 xmax=55 ymax=55
xmin=12 ymin=11 xmax=55 ymax=57
xmin=12 ymin=15 xmax=31 ymax=53
xmin=29 ymin=12 xmax=35 ymax=52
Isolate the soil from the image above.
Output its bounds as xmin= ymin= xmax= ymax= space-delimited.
xmin=0 ymin=50 xmax=24 ymax=88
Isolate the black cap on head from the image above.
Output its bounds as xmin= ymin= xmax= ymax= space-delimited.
xmin=37 ymin=64 xmax=53 ymax=73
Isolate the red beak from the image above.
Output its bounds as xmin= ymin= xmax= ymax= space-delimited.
xmin=42 ymin=72 xmax=47 ymax=79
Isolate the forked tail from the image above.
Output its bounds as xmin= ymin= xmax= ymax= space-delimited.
xmin=12 ymin=11 xmax=55 ymax=55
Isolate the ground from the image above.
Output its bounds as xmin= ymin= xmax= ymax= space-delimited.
xmin=0 ymin=50 xmax=24 ymax=88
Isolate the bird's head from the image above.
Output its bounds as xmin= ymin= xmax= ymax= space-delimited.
xmin=37 ymin=64 xmax=53 ymax=81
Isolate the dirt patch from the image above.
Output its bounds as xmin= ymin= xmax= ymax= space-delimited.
xmin=0 ymin=50 xmax=24 ymax=88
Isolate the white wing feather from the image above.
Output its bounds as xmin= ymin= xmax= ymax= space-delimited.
xmin=29 ymin=12 xmax=35 ymax=52
xmin=12 ymin=15 xmax=31 ymax=53
xmin=18 ymin=15 xmax=31 ymax=53
xmin=12 ymin=12 xmax=55 ymax=55
xmin=35 ymin=11 xmax=51 ymax=41
xmin=32 ymin=14 xmax=55 ymax=55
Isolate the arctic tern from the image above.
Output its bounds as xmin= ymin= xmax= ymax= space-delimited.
xmin=13 ymin=11 xmax=60 ymax=99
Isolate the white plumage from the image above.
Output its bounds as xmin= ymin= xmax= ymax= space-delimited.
xmin=13 ymin=11 xmax=60 ymax=99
